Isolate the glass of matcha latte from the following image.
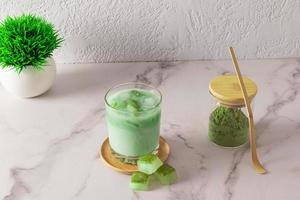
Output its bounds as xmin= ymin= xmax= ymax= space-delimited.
xmin=105 ymin=83 xmax=162 ymax=163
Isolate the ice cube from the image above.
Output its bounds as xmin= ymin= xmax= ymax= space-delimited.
xmin=154 ymin=163 xmax=177 ymax=185
xmin=137 ymin=154 xmax=163 ymax=175
xmin=126 ymin=99 xmax=140 ymax=112
xmin=130 ymin=90 xmax=144 ymax=97
xmin=130 ymin=171 xmax=150 ymax=191
xmin=143 ymin=97 xmax=156 ymax=109
xmin=109 ymin=99 xmax=126 ymax=110
xmin=118 ymin=92 xmax=130 ymax=101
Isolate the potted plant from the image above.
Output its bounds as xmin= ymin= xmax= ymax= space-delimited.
xmin=0 ymin=14 xmax=63 ymax=98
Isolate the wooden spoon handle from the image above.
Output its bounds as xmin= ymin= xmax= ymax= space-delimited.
xmin=229 ymin=47 xmax=266 ymax=174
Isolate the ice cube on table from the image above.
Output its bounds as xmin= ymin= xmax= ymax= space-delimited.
xmin=137 ymin=154 xmax=163 ymax=175
xmin=130 ymin=172 xmax=150 ymax=191
xmin=154 ymin=163 xmax=177 ymax=185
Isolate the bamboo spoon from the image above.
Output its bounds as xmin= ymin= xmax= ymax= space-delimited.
xmin=229 ymin=47 xmax=266 ymax=174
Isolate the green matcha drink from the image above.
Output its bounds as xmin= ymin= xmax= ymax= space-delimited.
xmin=105 ymin=83 xmax=161 ymax=160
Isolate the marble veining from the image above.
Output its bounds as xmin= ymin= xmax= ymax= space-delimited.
xmin=0 ymin=59 xmax=300 ymax=200
xmin=135 ymin=61 xmax=180 ymax=87
xmin=223 ymin=149 xmax=247 ymax=200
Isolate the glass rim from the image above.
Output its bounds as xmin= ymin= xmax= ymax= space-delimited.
xmin=104 ymin=82 xmax=162 ymax=113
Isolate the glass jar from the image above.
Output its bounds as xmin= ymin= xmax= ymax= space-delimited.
xmin=105 ymin=83 xmax=162 ymax=163
xmin=208 ymin=75 xmax=257 ymax=148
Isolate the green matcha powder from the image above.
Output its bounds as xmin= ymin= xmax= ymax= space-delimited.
xmin=208 ymin=105 xmax=249 ymax=147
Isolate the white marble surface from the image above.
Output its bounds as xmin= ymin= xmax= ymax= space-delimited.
xmin=0 ymin=59 xmax=300 ymax=200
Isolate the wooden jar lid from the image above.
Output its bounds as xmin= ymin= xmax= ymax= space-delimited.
xmin=209 ymin=75 xmax=257 ymax=107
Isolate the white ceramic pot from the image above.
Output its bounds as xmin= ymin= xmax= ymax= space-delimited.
xmin=0 ymin=58 xmax=56 ymax=98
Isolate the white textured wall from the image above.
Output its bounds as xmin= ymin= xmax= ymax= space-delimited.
xmin=1 ymin=0 xmax=300 ymax=63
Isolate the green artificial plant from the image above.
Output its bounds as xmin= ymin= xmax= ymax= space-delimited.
xmin=0 ymin=14 xmax=63 ymax=73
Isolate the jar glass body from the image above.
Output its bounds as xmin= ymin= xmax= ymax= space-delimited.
xmin=208 ymin=101 xmax=250 ymax=148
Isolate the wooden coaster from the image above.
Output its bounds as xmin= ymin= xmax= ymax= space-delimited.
xmin=100 ymin=136 xmax=170 ymax=174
